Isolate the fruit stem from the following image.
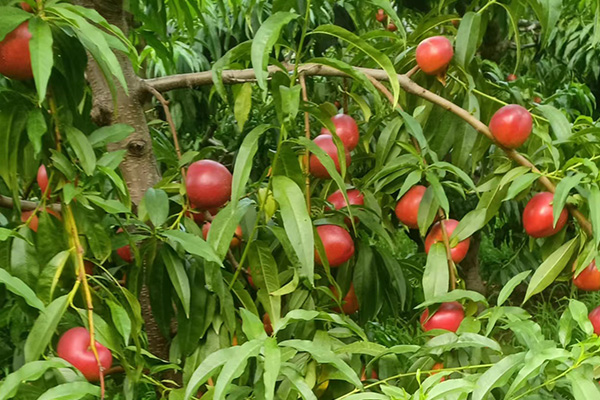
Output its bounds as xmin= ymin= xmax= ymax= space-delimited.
xmin=64 ymin=204 xmax=106 ymax=398
xmin=299 ymin=74 xmax=312 ymax=212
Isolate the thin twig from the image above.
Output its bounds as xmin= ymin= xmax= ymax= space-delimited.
xmin=405 ymin=65 xmax=420 ymax=80
xmin=146 ymin=84 xmax=185 ymax=180
xmin=64 ymin=204 xmax=106 ymax=398
xmin=299 ymin=74 xmax=312 ymax=212
xmin=48 ymin=93 xmax=62 ymax=152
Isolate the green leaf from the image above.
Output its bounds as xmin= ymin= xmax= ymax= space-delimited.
xmin=88 ymin=124 xmax=134 ymax=148
xmin=505 ymin=347 xmax=571 ymax=397
xmin=280 ymin=366 xmax=318 ymax=400
xmin=525 ymin=0 xmax=562 ymax=47
xmin=37 ymin=381 xmax=101 ymax=400
xmin=455 ymin=12 xmax=481 ymax=68
xmin=537 ymin=104 xmax=572 ymax=142
xmin=423 ymin=242 xmax=448 ymax=302
xmin=334 ymin=341 xmax=387 ymax=356
xmin=212 ymin=41 xmax=252 ymax=100
xmin=24 ymin=295 xmax=69 ymax=362
xmin=280 ymin=340 xmax=363 ymax=388
xmin=417 ymin=289 xmax=487 ymax=309
xmin=263 ymin=338 xmax=280 ymax=400
xmin=504 ymin=173 xmax=539 ymax=201
xmin=251 ymin=12 xmax=299 ymax=91
xmin=272 ymin=175 xmax=314 ymax=284
xmin=497 ymin=271 xmax=531 ymax=306
xmin=0 ymin=8 xmax=31 ymax=40
xmin=569 ymin=299 xmax=594 ymax=335
xmin=589 ymin=186 xmax=600 ymax=249
xmin=162 ymin=247 xmax=191 ymax=318
xmin=26 ymin=108 xmax=47 ymax=155
xmin=523 ymin=237 xmax=579 ymax=303
xmin=143 ymin=188 xmax=169 ymax=227
xmin=234 ymin=83 xmax=253 ymax=130
xmin=425 ymin=172 xmax=449 ymax=215
xmin=418 ymin=186 xmax=439 ymax=236
xmin=472 ymin=353 xmax=525 ymax=400
xmin=207 ymin=199 xmax=251 ymax=260
xmin=29 ymin=17 xmax=53 ymax=104
xmin=87 ymin=195 xmax=130 ymax=214
xmin=553 ymin=173 xmax=584 ymax=228
xmin=231 ymin=125 xmax=270 ymax=205
xmin=280 ymin=85 xmax=302 ymax=121
xmin=427 ymin=379 xmax=476 ymax=400
xmin=375 ymin=117 xmax=403 ymax=169
xmin=567 ymin=369 xmax=600 ymax=400
xmin=185 ymin=346 xmax=238 ymax=399
xmin=310 ymin=25 xmax=400 ymax=106
xmin=65 ymin=126 xmax=96 ymax=176
xmin=0 ymin=268 xmax=44 ymax=310
xmin=0 ymin=359 xmax=70 ymax=399
xmin=106 ymin=299 xmax=132 ymax=345
xmin=248 ymin=241 xmax=281 ymax=326
xmin=398 ymin=110 xmax=427 ymax=152
xmin=451 ymin=208 xmax=487 ymax=243
xmin=162 ymin=230 xmax=223 ymax=266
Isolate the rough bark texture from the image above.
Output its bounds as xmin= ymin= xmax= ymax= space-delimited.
xmin=78 ymin=0 xmax=168 ymax=361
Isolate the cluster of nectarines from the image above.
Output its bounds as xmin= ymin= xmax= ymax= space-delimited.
xmin=375 ymin=9 xmax=397 ymax=32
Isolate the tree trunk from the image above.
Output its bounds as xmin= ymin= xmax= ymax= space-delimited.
xmin=78 ymin=0 xmax=169 ymax=361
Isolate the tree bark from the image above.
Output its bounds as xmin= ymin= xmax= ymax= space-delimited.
xmin=77 ymin=0 xmax=168 ymax=361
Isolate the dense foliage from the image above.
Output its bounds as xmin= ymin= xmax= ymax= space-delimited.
xmin=2 ymin=0 xmax=600 ymax=399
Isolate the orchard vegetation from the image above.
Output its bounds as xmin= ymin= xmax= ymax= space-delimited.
xmin=2 ymin=0 xmax=600 ymax=399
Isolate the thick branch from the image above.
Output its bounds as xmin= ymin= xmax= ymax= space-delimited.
xmin=0 ymin=195 xmax=61 ymax=212
xmin=145 ymin=64 xmax=593 ymax=236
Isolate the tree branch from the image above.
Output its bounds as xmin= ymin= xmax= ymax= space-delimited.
xmin=145 ymin=64 xmax=593 ymax=236
xmin=0 ymin=195 xmax=61 ymax=212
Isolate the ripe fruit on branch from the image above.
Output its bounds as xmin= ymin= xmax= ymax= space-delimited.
xmin=522 ymin=192 xmax=568 ymax=238
xmin=425 ymin=219 xmax=470 ymax=263
xmin=431 ymin=362 xmax=446 ymax=382
xmin=387 ymin=23 xmax=397 ymax=32
xmin=246 ymin=267 xmax=256 ymax=289
xmin=415 ymin=36 xmax=454 ymax=76
xmin=309 ymin=135 xmax=351 ymax=179
xmin=187 ymin=207 xmax=218 ymax=224
xmin=202 ymin=222 xmax=243 ymax=248
xmin=331 ymin=283 xmax=359 ymax=314
xmin=506 ymin=74 xmax=517 ymax=82
xmin=533 ymin=96 xmax=542 ymax=104
xmin=20 ymin=2 xmax=33 ymax=12
xmin=37 ymin=165 xmax=50 ymax=198
xmin=0 ymin=22 xmax=33 ymax=80
xmin=489 ymin=105 xmax=532 ymax=149
xmin=376 ymin=9 xmax=386 ymax=23
xmin=395 ymin=185 xmax=426 ymax=229
xmin=320 ymin=114 xmax=360 ymax=151
xmin=420 ymin=302 xmax=464 ymax=332
xmin=315 ymin=224 xmax=355 ymax=267
xmin=84 ymin=261 xmax=94 ymax=275
xmin=21 ymin=208 xmax=61 ymax=232
xmin=574 ymin=261 xmax=600 ymax=291
xmin=360 ymin=366 xmax=378 ymax=381
xmin=334 ymin=100 xmax=341 ymax=109
xmin=589 ymin=306 xmax=600 ymax=335
xmin=327 ymin=189 xmax=364 ymax=225
xmin=263 ymin=313 xmax=273 ymax=335
xmin=186 ymin=160 xmax=232 ymax=210
xmin=116 ymin=228 xmax=133 ymax=263
xmin=57 ymin=327 xmax=113 ymax=381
